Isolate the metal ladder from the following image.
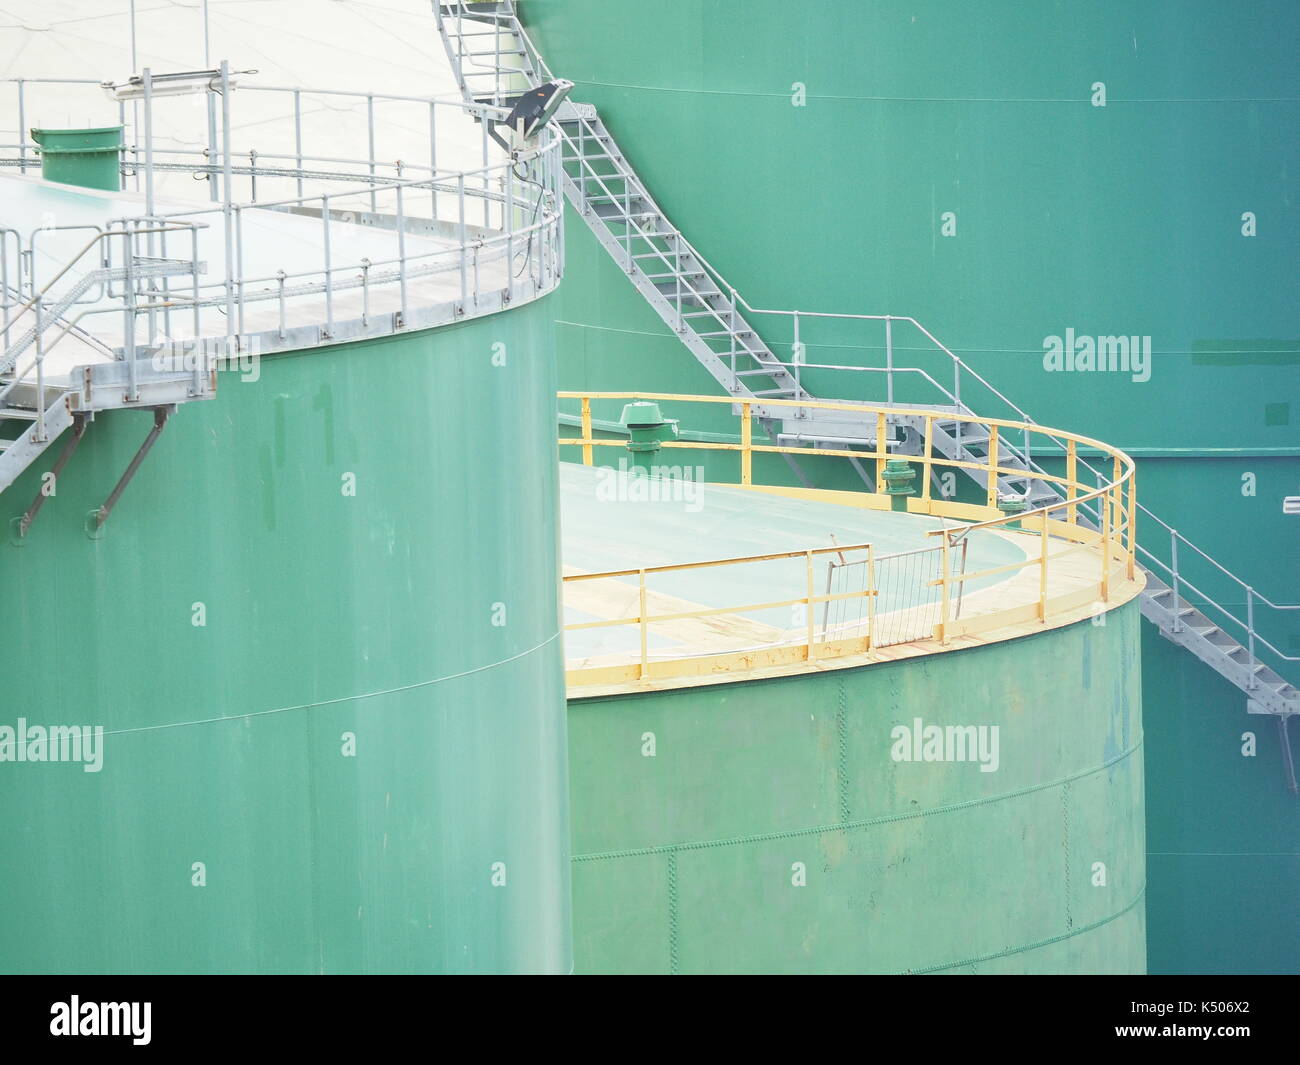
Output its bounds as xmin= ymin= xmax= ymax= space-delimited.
xmin=431 ymin=1 xmax=1300 ymax=745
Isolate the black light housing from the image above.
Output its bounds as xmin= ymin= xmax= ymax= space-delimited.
xmin=489 ymin=79 xmax=574 ymax=154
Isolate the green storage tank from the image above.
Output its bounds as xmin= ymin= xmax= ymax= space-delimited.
xmin=0 ymin=302 xmax=572 ymax=974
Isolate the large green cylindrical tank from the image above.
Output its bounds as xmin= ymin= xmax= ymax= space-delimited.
xmin=0 ymin=300 xmax=571 ymax=974
xmin=527 ymin=0 xmax=1300 ymax=973
xmin=567 ymin=601 xmax=1145 ymax=974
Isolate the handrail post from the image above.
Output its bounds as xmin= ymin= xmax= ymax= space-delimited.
xmin=366 ymin=93 xmax=377 ymax=212
xmin=33 ymin=294 xmax=45 ymax=440
xmin=1127 ymin=468 xmax=1137 ymax=580
xmin=921 ymin=416 xmax=933 ymax=502
xmin=884 ymin=314 xmax=894 ymax=404
xmin=740 ymin=401 xmax=752 ymax=485
xmin=396 ymin=182 xmax=408 ymax=318
xmin=728 ymin=285 xmax=738 ymax=386
xmin=986 ymin=424 xmax=999 ymax=507
xmin=321 ymin=195 xmax=333 ymax=336
xmin=457 ymin=174 xmax=467 ymax=311
xmin=1066 ymin=438 xmax=1078 ymax=524
xmin=1038 ymin=511 xmax=1049 ymax=622
xmin=190 ymin=226 xmax=202 ymax=374
xmin=235 ymin=205 xmax=246 ymax=336
xmin=1247 ymin=587 xmax=1257 ymax=689
xmin=293 ymin=89 xmax=304 ymax=200
xmin=17 ymin=79 xmax=26 ymax=174
xmin=581 ymin=396 xmax=593 ymax=466
xmin=123 ymin=240 xmax=138 ymax=402
xmin=1112 ymin=455 xmax=1122 ymax=568
xmin=1100 ymin=489 xmax=1112 ymax=603
xmin=1170 ymin=530 xmax=1181 ymax=631
xmin=428 ymin=100 xmax=438 ymax=219
xmin=638 ymin=568 xmax=648 ymax=680
xmin=623 ymin=180 xmax=632 ymax=269
xmin=938 ymin=533 xmax=952 ymax=644
xmin=793 ymin=310 xmax=801 ymax=401
xmin=674 ymin=241 xmax=682 ymax=330
xmin=874 ymin=412 xmax=886 ymax=492
xmin=220 ymin=60 xmax=235 ymax=357
xmin=805 ymin=549 xmax=816 ymax=660
xmin=505 ymin=161 xmax=514 ymax=306
xmin=142 ymin=69 xmax=155 ymax=217
xmin=866 ymin=543 xmax=877 ymax=654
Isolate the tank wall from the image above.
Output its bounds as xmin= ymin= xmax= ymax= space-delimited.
xmin=0 ymin=299 xmax=571 ymax=974
xmin=567 ymin=602 xmax=1146 ymax=974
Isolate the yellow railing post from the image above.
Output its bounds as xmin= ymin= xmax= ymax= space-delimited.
xmin=805 ymin=549 xmax=816 ymax=660
xmin=1127 ymin=469 xmax=1137 ymax=580
xmin=1066 ymin=438 xmax=1077 ymax=525
xmin=986 ymin=424 xmax=999 ymax=507
xmin=1112 ymin=456 xmax=1122 ymax=575
xmin=741 ymin=401 xmax=752 ymax=486
xmin=580 ymin=395 xmax=593 ymax=466
xmin=1038 ymin=513 xmax=1049 ymax=622
xmin=638 ymin=568 xmax=648 ymax=679
xmin=921 ymin=417 xmax=933 ymax=502
xmin=938 ymin=533 xmax=951 ymax=644
xmin=866 ymin=544 xmax=877 ymax=653
xmin=1100 ymin=484 xmax=1111 ymax=602
xmin=875 ymin=412 xmax=887 ymax=492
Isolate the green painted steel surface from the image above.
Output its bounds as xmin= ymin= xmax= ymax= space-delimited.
xmin=0 ymin=300 xmax=571 ymax=974
xmin=567 ymin=602 xmax=1146 ymax=974
xmin=528 ymin=0 xmax=1299 ymax=973
xmin=30 ymin=126 xmax=123 ymax=191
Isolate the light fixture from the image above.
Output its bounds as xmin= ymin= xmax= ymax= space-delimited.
xmin=488 ymin=79 xmax=574 ymax=154
xmin=101 ymin=68 xmax=257 ymax=101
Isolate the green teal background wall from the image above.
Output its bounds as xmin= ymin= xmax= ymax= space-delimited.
xmin=568 ymin=603 xmax=1145 ymax=974
xmin=527 ymin=0 xmax=1300 ymax=972
xmin=0 ymin=300 xmax=572 ymax=974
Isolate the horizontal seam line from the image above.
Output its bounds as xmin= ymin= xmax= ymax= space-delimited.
xmin=94 ymin=633 xmax=562 ymax=738
xmin=573 ymin=735 xmax=1143 ymax=862
xmin=909 ymin=884 xmax=1147 ymax=974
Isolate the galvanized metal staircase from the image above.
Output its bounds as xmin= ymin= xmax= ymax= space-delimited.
xmin=432 ymin=0 xmax=1300 ymax=747
xmin=0 ymin=226 xmax=214 ymax=504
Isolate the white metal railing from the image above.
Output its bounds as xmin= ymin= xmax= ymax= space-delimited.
xmin=0 ymin=68 xmax=563 ymax=363
xmin=1 ymin=217 xmax=208 ymax=430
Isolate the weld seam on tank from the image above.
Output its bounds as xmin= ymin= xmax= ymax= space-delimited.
xmin=572 ymin=736 xmax=1143 ymax=862
xmin=666 ymin=851 xmax=680 ymax=976
xmin=907 ymin=885 xmax=1147 ymax=976
xmin=87 ymin=632 xmax=561 ymax=738
xmin=1062 ymin=780 xmax=1073 ymax=931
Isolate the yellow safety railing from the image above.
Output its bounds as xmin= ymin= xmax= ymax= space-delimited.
xmin=559 ymin=392 xmax=1140 ymax=686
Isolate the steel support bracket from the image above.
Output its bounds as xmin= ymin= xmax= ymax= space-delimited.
xmin=9 ymin=413 xmax=88 ymax=544
xmin=84 ymin=405 xmax=174 ymax=538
